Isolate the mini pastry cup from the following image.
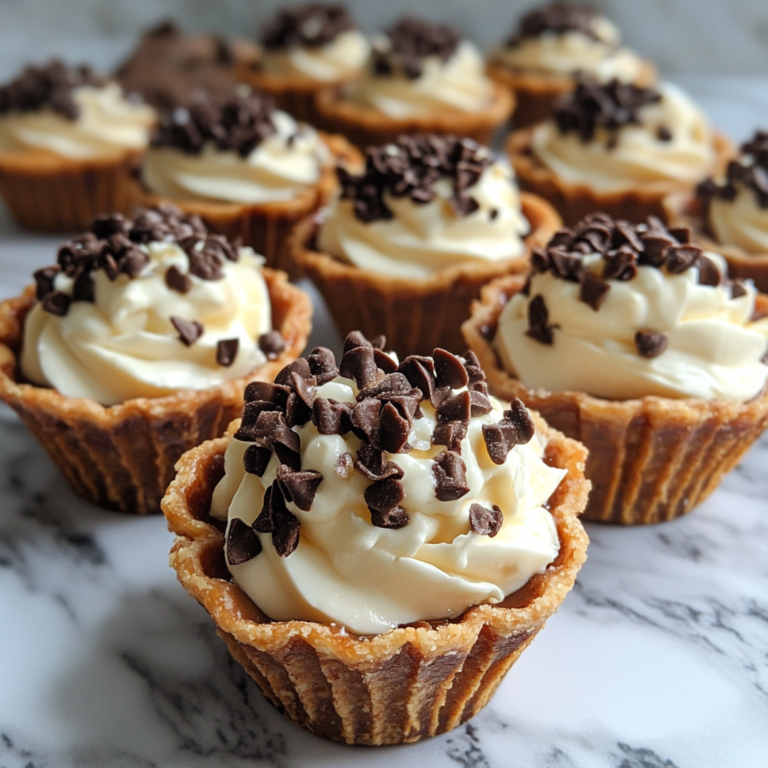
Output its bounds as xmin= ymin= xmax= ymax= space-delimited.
xmin=506 ymin=127 xmax=734 ymax=226
xmin=462 ymin=273 xmax=768 ymax=525
xmin=131 ymin=134 xmax=360 ymax=278
xmin=313 ymin=81 xmax=514 ymax=149
xmin=0 ymin=147 xmax=144 ymax=233
xmin=486 ymin=59 xmax=657 ymax=130
xmin=0 ymin=269 xmax=312 ymax=515
xmin=161 ymin=414 xmax=589 ymax=745
xmin=663 ymin=191 xmax=768 ymax=293
xmin=236 ymin=62 xmax=361 ymax=126
xmin=288 ymin=192 xmax=561 ymax=358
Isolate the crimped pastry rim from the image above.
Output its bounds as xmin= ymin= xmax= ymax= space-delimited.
xmin=162 ymin=413 xmax=589 ymax=665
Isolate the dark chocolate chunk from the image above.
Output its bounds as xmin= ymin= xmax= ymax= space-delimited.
xmin=579 ymin=270 xmax=611 ymax=311
xmin=216 ymin=338 xmax=239 ymax=366
xmin=165 ymin=264 xmax=192 ymax=293
xmin=258 ymin=331 xmax=286 ymax=360
xmin=41 ymin=291 xmax=71 ymax=317
xmin=635 ymin=331 xmax=668 ymax=358
xmin=171 ymin=315 xmax=204 ymax=346
xmin=276 ymin=464 xmax=323 ymax=511
xmin=226 ymin=518 xmax=262 ymax=565
xmin=468 ymin=503 xmax=503 ymax=538
xmin=243 ymin=445 xmax=271 ymax=477
xmin=432 ymin=451 xmax=469 ymax=501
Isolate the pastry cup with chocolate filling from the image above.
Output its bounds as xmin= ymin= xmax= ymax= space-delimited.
xmin=0 ymin=269 xmax=312 ymax=515
xmin=506 ymin=127 xmax=733 ymax=227
xmin=486 ymin=59 xmax=656 ymax=131
xmin=462 ymin=273 xmax=768 ymax=525
xmin=132 ymin=133 xmax=360 ymax=278
xmin=663 ymin=191 xmax=768 ymax=294
xmin=162 ymin=413 xmax=589 ymax=745
xmin=313 ymin=82 xmax=514 ymax=151
xmin=288 ymin=192 xmax=561 ymax=358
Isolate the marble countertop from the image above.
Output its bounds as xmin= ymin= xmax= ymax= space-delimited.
xmin=1 ymin=76 xmax=768 ymax=768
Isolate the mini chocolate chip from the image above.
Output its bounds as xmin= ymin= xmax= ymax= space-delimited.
xmin=696 ymin=255 xmax=721 ymax=287
xmin=312 ymin=398 xmax=352 ymax=435
xmin=482 ymin=399 xmax=535 ymax=465
xmin=336 ymin=452 xmax=354 ymax=479
xmin=373 ymin=348 xmax=398 ymax=374
xmin=469 ymin=503 xmax=503 ymax=537
xmin=731 ymin=280 xmax=748 ymax=299
xmin=42 ymin=291 xmax=71 ymax=317
xmin=165 ymin=265 xmax=192 ymax=294
xmin=378 ymin=402 xmax=411 ymax=454
xmin=72 ymin=270 xmax=95 ymax=303
xmin=276 ymin=465 xmax=323 ymax=511
xmin=226 ymin=518 xmax=262 ymax=565
xmin=666 ymin=245 xmax=702 ymax=274
xmin=371 ymin=334 xmax=386 ymax=350
xmin=33 ymin=266 xmax=60 ymax=299
xmin=526 ymin=295 xmax=555 ymax=345
xmin=370 ymin=505 xmax=409 ymax=529
xmin=635 ymin=331 xmax=668 ymax=358
xmin=433 ymin=348 xmax=469 ymax=389
xmin=398 ymin=356 xmax=435 ymax=401
xmin=468 ymin=391 xmax=492 ymax=416
xmin=171 ymin=316 xmax=204 ymax=346
xmin=668 ymin=227 xmax=691 ymax=244
xmin=355 ymin=443 xmax=404 ymax=482
xmin=657 ymin=125 xmax=672 ymax=141
xmin=339 ymin=345 xmax=378 ymax=390
xmin=343 ymin=330 xmax=373 ymax=353
xmin=216 ymin=338 xmax=239 ymax=366
xmin=258 ymin=331 xmax=286 ymax=360
xmin=358 ymin=372 xmax=413 ymax=400
xmin=244 ymin=381 xmax=290 ymax=407
xmin=243 ymin=445 xmax=271 ymax=477
xmin=275 ymin=358 xmax=312 ymax=386
xmin=350 ymin=398 xmax=382 ymax=445
xmin=254 ymin=483 xmax=283 ymax=533
xmin=640 ymin=234 xmax=673 ymax=267
xmin=272 ymin=511 xmax=300 ymax=557
xmin=432 ymin=451 xmax=469 ymax=501
xmin=579 ymin=270 xmax=611 ymax=311
xmin=364 ymin=478 xmax=406 ymax=527
xmin=308 ymin=347 xmax=339 ymax=384
xmin=120 ymin=248 xmax=150 ymax=278
xmin=603 ymin=246 xmax=637 ymax=281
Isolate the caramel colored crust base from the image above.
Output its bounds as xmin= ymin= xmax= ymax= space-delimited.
xmin=313 ymin=82 xmax=514 ymax=150
xmin=663 ymin=191 xmax=768 ymax=293
xmin=132 ymin=134 xmax=360 ymax=279
xmin=486 ymin=59 xmax=656 ymax=130
xmin=506 ymin=128 xmax=734 ymax=226
xmin=462 ymin=274 xmax=768 ymax=525
xmin=288 ymin=193 xmax=561 ymax=358
xmin=0 ymin=270 xmax=312 ymax=515
xmin=0 ymin=148 xmax=143 ymax=232
xmin=162 ymin=417 xmax=589 ymax=745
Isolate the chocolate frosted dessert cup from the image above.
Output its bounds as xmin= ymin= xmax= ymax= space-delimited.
xmin=290 ymin=133 xmax=561 ymax=357
xmin=237 ymin=4 xmax=369 ymax=125
xmin=0 ymin=61 xmax=155 ymax=232
xmin=507 ymin=77 xmax=732 ymax=226
xmin=463 ymin=214 xmax=768 ymax=525
xmin=163 ymin=335 xmax=589 ymax=744
xmin=487 ymin=2 xmax=655 ymax=129
xmin=132 ymin=89 xmax=358 ymax=276
xmin=0 ymin=207 xmax=312 ymax=514
xmin=314 ymin=16 xmax=513 ymax=149
xmin=664 ymin=130 xmax=768 ymax=292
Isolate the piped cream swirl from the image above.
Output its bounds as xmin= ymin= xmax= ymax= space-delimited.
xmin=708 ymin=184 xmax=768 ymax=254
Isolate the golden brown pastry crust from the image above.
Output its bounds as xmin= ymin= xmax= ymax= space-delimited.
xmin=462 ymin=273 xmax=768 ymax=524
xmin=312 ymin=80 xmax=514 ymax=150
xmin=0 ymin=269 xmax=312 ymax=515
xmin=287 ymin=192 xmax=561 ymax=357
xmin=506 ymin=125 xmax=734 ymax=226
xmin=162 ymin=414 xmax=589 ymax=745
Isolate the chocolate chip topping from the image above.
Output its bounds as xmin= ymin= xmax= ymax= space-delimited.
xmin=553 ymin=76 xmax=662 ymax=144
xmin=468 ymin=503 xmax=503 ymax=538
xmin=507 ymin=2 xmax=602 ymax=46
xmin=226 ymin=518 xmax=262 ymax=565
xmin=526 ymin=295 xmax=556 ymax=346
xmin=364 ymin=478 xmax=408 ymax=529
xmin=635 ymin=331 xmax=668 ymax=358
xmin=243 ymin=444 xmax=272 ymax=477
xmin=0 ymin=60 xmax=104 ymax=120
xmin=151 ymin=91 xmax=277 ymax=157
xmin=372 ymin=16 xmax=461 ymax=80
xmin=261 ymin=4 xmax=355 ymax=50
xmin=337 ymin=133 xmax=493 ymax=224
xmin=579 ymin=270 xmax=611 ymax=310
xmin=170 ymin=316 xmax=204 ymax=346
xmin=258 ymin=331 xmax=287 ymax=360
xmin=482 ymin=399 xmax=535 ymax=465
xmin=165 ymin=264 xmax=192 ymax=294
xmin=432 ymin=451 xmax=469 ymax=501
xmin=41 ymin=291 xmax=71 ymax=317
xmin=276 ymin=465 xmax=323 ymax=511
xmin=216 ymin=338 xmax=239 ymax=367
xmin=255 ymin=483 xmax=301 ymax=557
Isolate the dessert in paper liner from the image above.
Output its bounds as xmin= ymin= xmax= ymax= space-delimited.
xmin=0 ymin=268 xmax=311 ymax=515
xmin=162 ymin=411 xmax=588 ymax=745
xmin=462 ymin=272 xmax=768 ymax=525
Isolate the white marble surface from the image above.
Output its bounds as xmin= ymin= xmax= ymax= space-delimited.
xmin=1 ymin=77 xmax=768 ymax=767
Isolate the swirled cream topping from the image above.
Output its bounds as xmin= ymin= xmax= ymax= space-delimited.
xmin=494 ymin=213 xmax=768 ymax=402
xmin=261 ymin=30 xmax=370 ymax=81
xmin=143 ymin=94 xmax=328 ymax=204
xmin=532 ymin=81 xmax=714 ymax=193
xmin=0 ymin=83 xmax=154 ymax=160
xmin=347 ymin=18 xmax=494 ymax=118
xmin=697 ymin=130 xmax=768 ymax=254
xmin=21 ymin=207 xmax=273 ymax=406
xmin=318 ymin=133 xmax=530 ymax=279
xmin=211 ymin=335 xmax=563 ymax=635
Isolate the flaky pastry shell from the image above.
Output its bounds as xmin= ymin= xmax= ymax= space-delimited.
xmin=462 ymin=273 xmax=768 ymax=524
xmin=161 ymin=414 xmax=589 ymax=745
xmin=486 ymin=59 xmax=657 ymax=130
xmin=313 ymin=81 xmax=514 ymax=150
xmin=288 ymin=192 xmax=561 ymax=358
xmin=0 ymin=270 xmax=312 ymax=515
xmin=132 ymin=134 xmax=360 ymax=278
xmin=0 ymin=147 xmax=144 ymax=232
xmin=506 ymin=127 xmax=734 ymax=226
